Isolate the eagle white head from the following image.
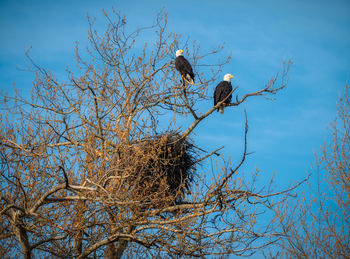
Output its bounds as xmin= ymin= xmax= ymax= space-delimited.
xmin=176 ymin=49 xmax=184 ymax=57
xmin=223 ymin=74 xmax=234 ymax=82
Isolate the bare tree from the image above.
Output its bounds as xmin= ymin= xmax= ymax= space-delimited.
xmin=272 ymin=84 xmax=350 ymax=258
xmin=0 ymin=9 xmax=294 ymax=258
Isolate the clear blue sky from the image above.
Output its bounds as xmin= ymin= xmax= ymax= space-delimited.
xmin=0 ymin=0 xmax=349 ymax=249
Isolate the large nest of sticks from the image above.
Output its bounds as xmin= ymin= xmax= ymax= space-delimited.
xmin=110 ymin=131 xmax=196 ymax=209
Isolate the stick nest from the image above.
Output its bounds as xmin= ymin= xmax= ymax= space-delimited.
xmin=111 ymin=131 xmax=196 ymax=209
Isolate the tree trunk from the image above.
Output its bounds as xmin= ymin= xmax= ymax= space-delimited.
xmin=73 ymin=200 xmax=86 ymax=256
xmin=13 ymin=218 xmax=31 ymax=259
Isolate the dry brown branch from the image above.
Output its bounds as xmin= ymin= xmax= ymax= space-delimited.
xmin=0 ymin=9 xmax=295 ymax=258
xmin=272 ymin=84 xmax=350 ymax=258
xmin=182 ymin=86 xmax=239 ymax=139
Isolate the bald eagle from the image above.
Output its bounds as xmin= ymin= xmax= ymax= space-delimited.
xmin=175 ymin=50 xmax=195 ymax=85
xmin=214 ymin=74 xmax=234 ymax=114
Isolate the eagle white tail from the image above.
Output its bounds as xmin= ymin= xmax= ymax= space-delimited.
xmin=219 ymin=107 xmax=224 ymax=114
xmin=186 ymin=74 xmax=194 ymax=84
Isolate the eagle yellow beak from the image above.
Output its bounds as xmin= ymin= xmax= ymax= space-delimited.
xmin=230 ymin=75 xmax=234 ymax=78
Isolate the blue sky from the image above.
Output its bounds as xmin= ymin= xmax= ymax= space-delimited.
xmin=1 ymin=0 xmax=349 ymax=187
xmin=0 ymin=0 xmax=349 ymax=252
xmin=1 ymin=0 xmax=349 ymax=183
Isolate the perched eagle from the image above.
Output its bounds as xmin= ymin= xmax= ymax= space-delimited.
xmin=175 ymin=49 xmax=195 ymax=84
xmin=214 ymin=74 xmax=234 ymax=114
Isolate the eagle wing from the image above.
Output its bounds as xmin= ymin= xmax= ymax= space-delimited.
xmin=175 ymin=56 xmax=195 ymax=80
xmin=214 ymin=81 xmax=233 ymax=106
